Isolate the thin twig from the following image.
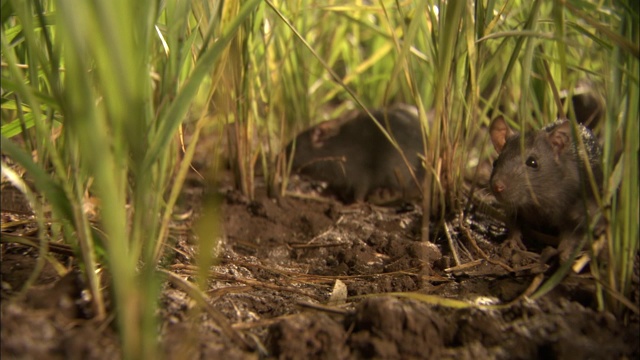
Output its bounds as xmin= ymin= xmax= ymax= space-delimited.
xmin=444 ymin=221 xmax=461 ymax=266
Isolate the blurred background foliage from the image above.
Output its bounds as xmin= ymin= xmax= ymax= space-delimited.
xmin=1 ymin=0 xmax=638 ymax=358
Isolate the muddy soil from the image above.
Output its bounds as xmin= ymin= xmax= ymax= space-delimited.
xmin=1 ymin=166 xmax=639 ymax=359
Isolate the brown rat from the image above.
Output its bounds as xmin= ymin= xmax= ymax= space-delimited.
xmin=489 ymin=117 xmax=603 ymax=262
xmin=286 ymin=105 xmax=425 ymax=204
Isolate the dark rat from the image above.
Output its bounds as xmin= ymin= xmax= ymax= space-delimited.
xmin=560 ymin=81 xmax=604 ymax=129
xmin=489 ymin=117 xmax=603 ymax=262
xmin=287 ymin=104 xmax=425 ymax=204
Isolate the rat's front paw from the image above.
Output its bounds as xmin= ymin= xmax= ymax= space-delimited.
xmin=499 ymin=233 xmax=543 ymax=266
xmin=367 ymin=187 xmax=403 ymax=205
xmin=556 ymin=234 xmax=582 ymax=264
xmin=539 ymin=246 xmax=559 ymax=265
xmin=499 ymin=233 xmax=526 ymax=257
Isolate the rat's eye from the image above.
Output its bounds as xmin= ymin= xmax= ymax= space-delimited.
xmin=525 ymin=156 xmax=538 ymax=168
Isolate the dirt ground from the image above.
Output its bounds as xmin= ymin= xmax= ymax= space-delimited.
xmin=1 ymin=159 xmax=639 ymax=359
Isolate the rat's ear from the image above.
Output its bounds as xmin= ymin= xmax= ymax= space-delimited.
xmin=489 ymin=116 xmax=512 ymax=153
xmin=548 ymin=120 xmax=572 ymax=154
xmin=310 ymin=125 xmax=327 ymax=148
xmin=311 ymin=120 xmax=340 ymax=148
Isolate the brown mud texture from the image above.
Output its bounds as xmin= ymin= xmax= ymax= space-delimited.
xmin=2 ymin=168 xmax=639 ymax=360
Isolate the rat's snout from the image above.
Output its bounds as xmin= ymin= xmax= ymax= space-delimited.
xmin=491 ymin=178 xmax=506 ymax=195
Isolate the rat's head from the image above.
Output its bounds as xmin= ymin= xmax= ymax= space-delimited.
xmin=488 ymin=117 xmax=580 ymax=211
xmin=286 ymin=119 xmax=341 ymax=168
